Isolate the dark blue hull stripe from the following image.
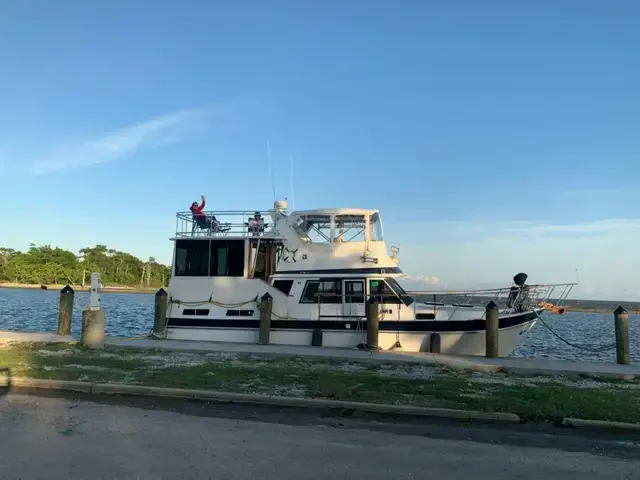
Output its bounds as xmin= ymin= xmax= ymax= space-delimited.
xmin=273 ymin=267 xmax=403 ymax=275
xmin=167 ymin=311 xmax=537 ymax=332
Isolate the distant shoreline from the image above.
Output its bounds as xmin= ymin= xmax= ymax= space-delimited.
xmin=0 ymin=283 xmax=159 ymax=295
xmin=1 ymin=283 xmax=637 ymax=313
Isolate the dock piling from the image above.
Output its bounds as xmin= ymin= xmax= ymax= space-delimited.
xmin=57 ymin=285 xmax=74 ymax=335
xmin=81 ymin=308 xmax=105 ymax=349
xmin=153 ymin=288 xmax=168 ymax=337
xmin=311 ymin=328 xmax=323 ymax=347
xmin=429 ymin=333 xmax=441 ymax=354
xmin=259 ymin=292 xmax=273 ymax=345
xmin=485 ymin=301 xmax=499 ymax=358
xmin=614 ymin=306 xmax=630 ymax=365
xmin=366 ymin=296 xmax=380 ymax=350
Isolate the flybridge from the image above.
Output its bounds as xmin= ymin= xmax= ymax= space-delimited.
xmin=174 ymin=202 xmax=386 ymax=245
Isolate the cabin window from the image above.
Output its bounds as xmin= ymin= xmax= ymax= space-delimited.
xmin=300 ymin=280 xmax=342 ymax=304
xmin=226 ymin=309 xmax=255 ymax=316
xmin=369 ymin=279 xmax=401 ymax=304
xmin=210 ymin=240 xmax=245 ymax=276
xmin=175 ymin=240 xmax=210 ymax=276
xmin=183 ymin=309 xmax=210 ymax=316
xmin=345 ymin=280 xmax=365 ymax=303
xmin=273 ymin=279 xmax=294 ymax=295
xmin=293 ymin=214 xmax=332 ymax=244
xmin=334 ymin=214 xmax=366 ymax=242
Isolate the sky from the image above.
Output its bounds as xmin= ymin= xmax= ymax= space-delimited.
xmin=1 ymin=0 xmax=639 ymax=300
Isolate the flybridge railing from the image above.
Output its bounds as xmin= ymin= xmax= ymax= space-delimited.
xmin=407 ymin=283 xmax=577 ymax=318
xmin=175 ymin=210 xmax=283 ymax=238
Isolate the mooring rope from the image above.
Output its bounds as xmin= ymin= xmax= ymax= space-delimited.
xmin=533 ymin=310 xmax=616 ymax=353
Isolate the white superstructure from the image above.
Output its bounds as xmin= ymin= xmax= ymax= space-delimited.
xmin=162 ymin=201 xmax=575 ymax=356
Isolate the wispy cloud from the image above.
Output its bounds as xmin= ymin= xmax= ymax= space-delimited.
xmin=30 ymin=105 xmax=221 ymax=175
xmin=390 ymin=216 xmax=640 ymax=300
xmin=502 ymin=218 xmax=640 ymax=235
xmin=389 ymin=218 xmax=640 ymax=243
xmin=402 ymin=275 xmax=442 ymax=287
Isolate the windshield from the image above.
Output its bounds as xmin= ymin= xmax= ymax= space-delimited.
xmin=370 ymin=212 xmax=383 ymax=241
xmin=385 ymin=278 xmax=414 ymax=306
xmin=386 ymin=278 xmax=407 ymax=295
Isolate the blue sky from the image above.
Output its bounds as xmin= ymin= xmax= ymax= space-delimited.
xmin=1 ymin=0 xmax=639 ymax=300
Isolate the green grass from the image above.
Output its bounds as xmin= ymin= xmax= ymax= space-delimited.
xmin=1 ymin=341 xmax=639 ymax=423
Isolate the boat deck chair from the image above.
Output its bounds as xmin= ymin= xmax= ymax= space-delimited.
xmin=191 ymin=216 xmax=232 ymax=236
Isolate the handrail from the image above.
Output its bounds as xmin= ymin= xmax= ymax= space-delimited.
xmin=312 ymin=282 xmax=576 ymax=321
xmin=175 ymin=210 xmax=282 ymax=238
xmin=404 ymin=282 xmax=578 ymax=296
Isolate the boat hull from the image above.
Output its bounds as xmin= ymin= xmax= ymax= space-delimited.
xmin=165 ymin=311 xmax=537 ymax=357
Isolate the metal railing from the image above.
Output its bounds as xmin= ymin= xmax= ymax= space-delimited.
xmin=175 ymin=210 xmax=283 ymax=238
xmin=314 ymin=283 xmax=576 ymax=321
xmin=406 ymin=283 xmax=576 ymax=319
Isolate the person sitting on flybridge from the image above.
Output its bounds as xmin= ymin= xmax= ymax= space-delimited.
xmin=190 ymin=195 xmax=230 ymax=233
xmin=247 ymin=212 xmax=268 ymax=236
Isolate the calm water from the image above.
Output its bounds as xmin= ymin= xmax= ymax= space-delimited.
xmin=0 ymin=288 xmax=637 ymax=362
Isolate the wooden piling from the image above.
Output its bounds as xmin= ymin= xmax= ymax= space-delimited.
xmin=259 ymin=292 xmax=273 ymax=345
xmin=485 ymin=300 xmax=499 ymax=358
xmin=614 ymin=306 xmax=630 ymax=365
xmin=153 ymin=288 xmax=168 ymax=337
xmin=311 ymin=327 xmax=323 ymax=347
xmin=57 ymin=285 xmax=74 ymax=335
xmin=81 ymin=308 xmax=105 ymax=349
xmin=429 ymin=333 xmax=441 ymax=354
xmin=366 ymin=297 xmax=380 ymax=349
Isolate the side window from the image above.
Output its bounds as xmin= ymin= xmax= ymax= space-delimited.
xmin=273 ymin=279 xmax=294 ymax=295
xmin=301 ymin=281 xmax=320 ymax=303
xmin=369 ymin=280 xmax=400 ymax=304
xmin=319 ymin=280 xmax=342 ymax=304
xmin=345 ymin=281 xmax=365 ymax=303
xmin=210 ymin=240 xmax=245 ymax=277
xmin=300 ymin=280 xmax=342 ymax=304
xmin=175 ymin=240 xmax=210 ymax=276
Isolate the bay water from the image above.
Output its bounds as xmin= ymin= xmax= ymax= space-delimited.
xmin=0 ymin=288 xmax=636 ymax=362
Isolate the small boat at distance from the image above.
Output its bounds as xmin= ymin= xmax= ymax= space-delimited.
xmin=163 ymin=201 xmax=575 ymax=356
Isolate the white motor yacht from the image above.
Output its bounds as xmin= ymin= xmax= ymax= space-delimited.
xmin=162 ymin=201 xmax=575 ymax=356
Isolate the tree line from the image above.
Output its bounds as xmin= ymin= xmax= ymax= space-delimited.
xmin=0 ymin=244 xmax=170 ymax=287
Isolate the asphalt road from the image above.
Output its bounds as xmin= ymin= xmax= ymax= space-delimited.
xmin=0 ymin=392 xmax=639 ymax=479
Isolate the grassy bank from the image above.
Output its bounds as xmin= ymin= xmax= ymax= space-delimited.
xmin=1 ymin=342 xmax=639 ymax=423
xmin=0 ymin=283 xmax=158 ymax=295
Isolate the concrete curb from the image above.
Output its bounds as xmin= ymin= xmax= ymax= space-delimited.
xmin=9 ymin=377 xmax=520 ymax=424
xmin=10 ymin=377 xmax=92 ymax=393
xmin=562 ymin=417 xmax=640 ymax=433
xmin=90 ymin=383 xmax=521 ymax=424
xmin=10 ymin=377 xmax=640 ymax=432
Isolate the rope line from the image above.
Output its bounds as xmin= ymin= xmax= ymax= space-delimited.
xmin=534 ymin=310 xmax=616 ymax=353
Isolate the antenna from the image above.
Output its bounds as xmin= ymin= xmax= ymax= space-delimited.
xmin=267 ymin=140 xmax=276 ymax=202
xmin=289 ymin=156 xmax=295 ymax=210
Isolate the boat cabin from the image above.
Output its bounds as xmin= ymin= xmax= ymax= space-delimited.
xmin=170 ymin=204 xmax=411 ymax=307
